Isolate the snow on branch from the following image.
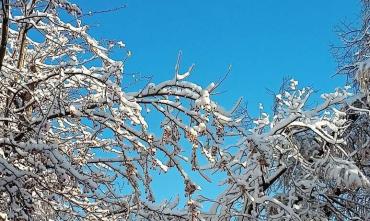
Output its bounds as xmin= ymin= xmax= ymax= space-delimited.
xmin=0 ymin=1 xmax=369 ymax=220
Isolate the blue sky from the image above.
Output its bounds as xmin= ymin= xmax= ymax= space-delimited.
xmin=76 ymin=0 xmax=360 ymax=110
xmin=74 ymin=0 xmax=360 ymax=207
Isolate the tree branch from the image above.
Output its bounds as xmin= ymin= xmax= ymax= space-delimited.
xmin=0 ymin=0 xmax=9 ymax=70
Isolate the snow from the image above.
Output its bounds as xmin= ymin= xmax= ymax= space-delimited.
xmin=289 ymin=79 xmax=298 ymax=90
xmin=176 ymin=71 xmax=190 ymax=80
xmin=0 ymin=1 xmax=369 ymax=220
xmin=117 ymin=41 xmax=126 ymax=48
xmin=195 ymin=89 xmax=211 ymax=110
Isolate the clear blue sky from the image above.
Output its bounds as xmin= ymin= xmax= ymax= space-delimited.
xmin=75 ymin=0 xmax=360 ymax=206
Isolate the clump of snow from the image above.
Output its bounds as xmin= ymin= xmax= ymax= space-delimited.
xmin=289 ymin=79 xmax=298 ymax=90
xmin=195 ymin=90 xmax=211 ymax=110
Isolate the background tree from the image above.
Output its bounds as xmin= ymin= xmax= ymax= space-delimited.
xmin=203 ymin=80 xmax=370 ymax=220
xmin=204 ymin=1 xmax=370 ymax=219
xmin=334 ymin=0 xmax=370 ymax=91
